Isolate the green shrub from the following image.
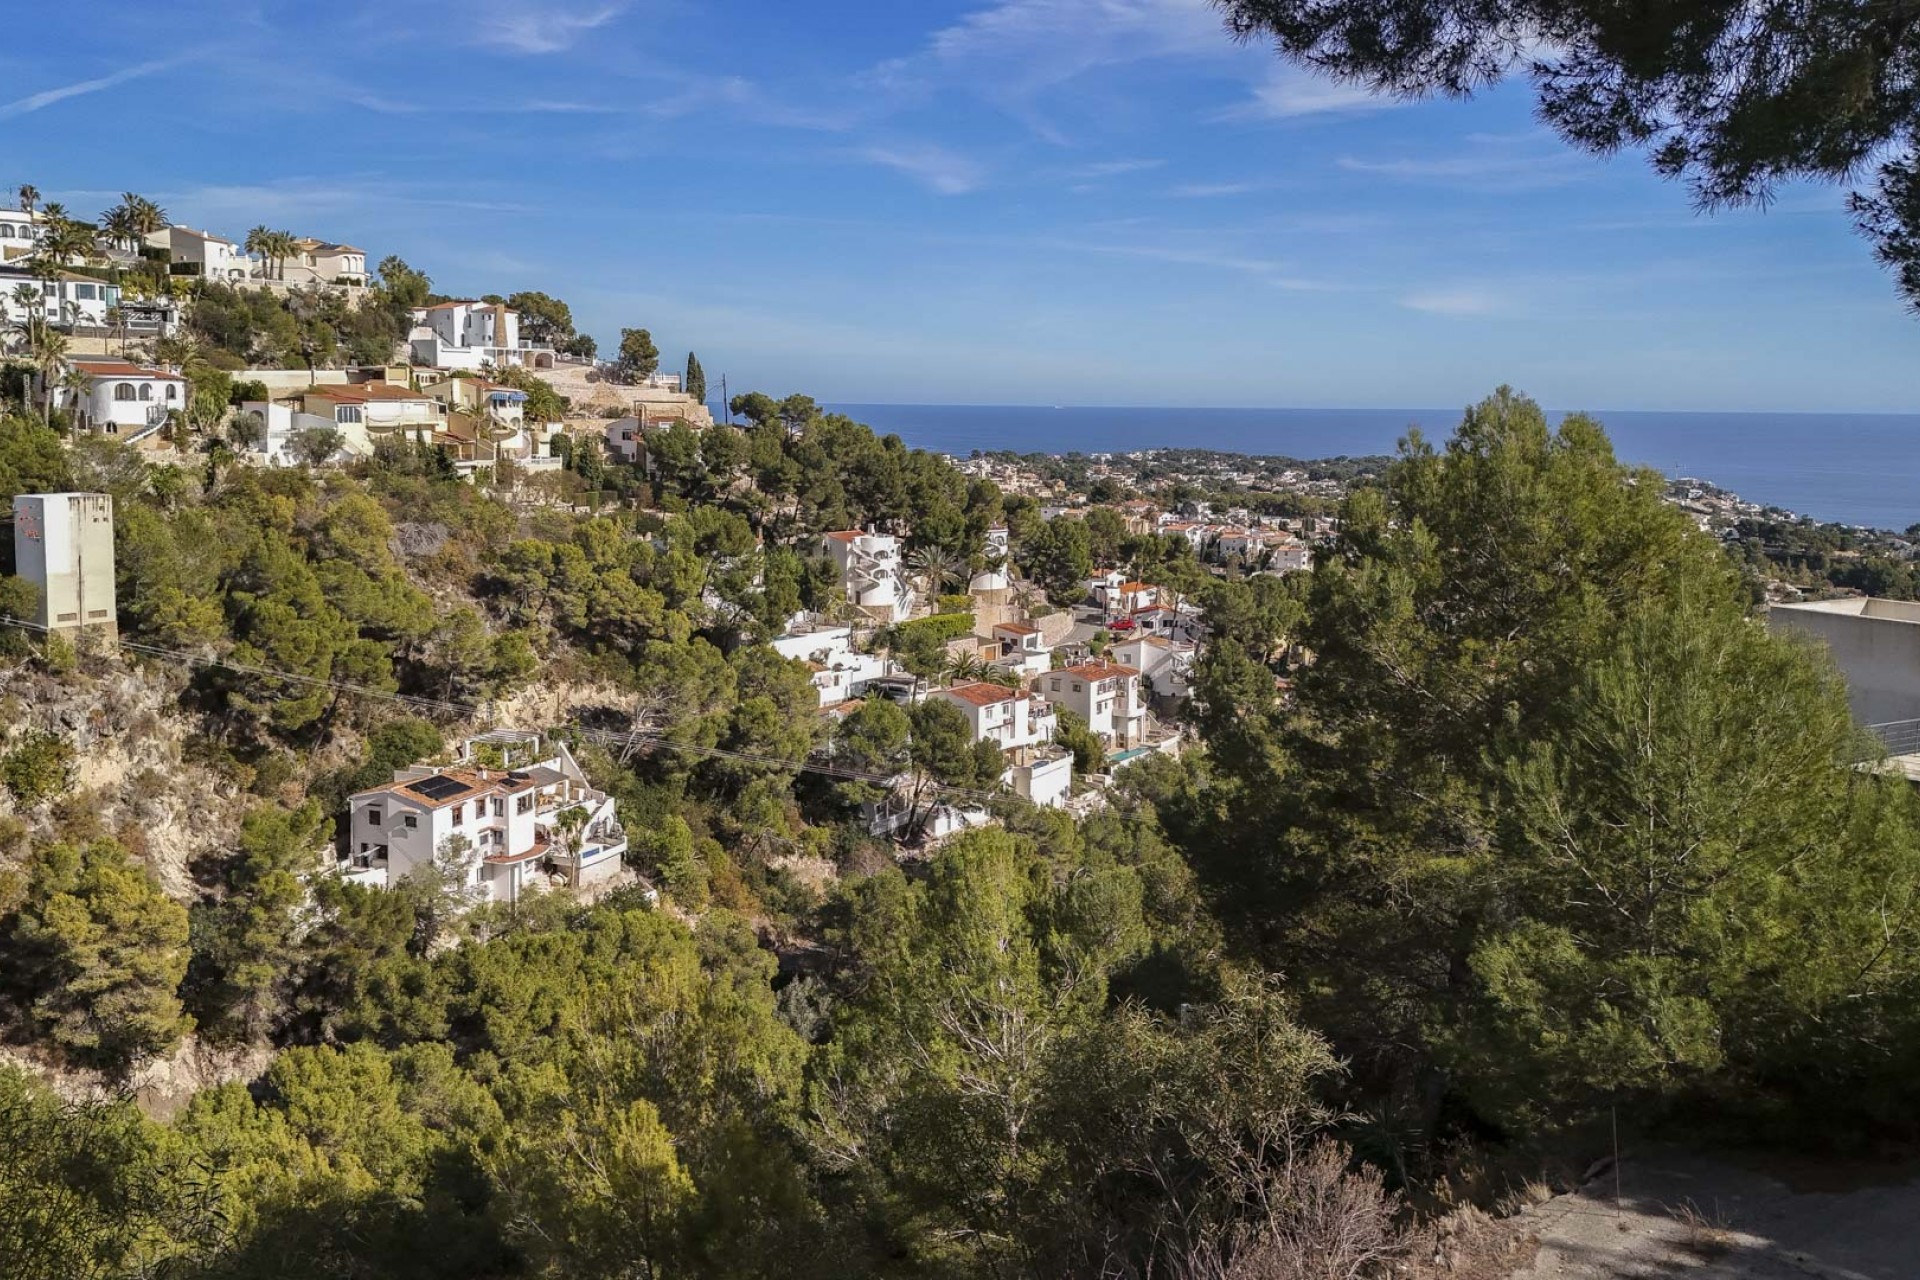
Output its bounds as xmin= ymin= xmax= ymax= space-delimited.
xmin=1 ymin=733 xmax=73 ymax=806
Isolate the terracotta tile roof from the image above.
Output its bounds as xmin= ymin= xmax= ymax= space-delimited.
xmin=356 ymin=768 xmax=498 ymax=809
xmin=1118 ymin=581 xmax=1153 ymax=593
xmin=1063 ymin=660 xmax=1139 ymax=680
xmin=993 ymin=621 xmax=1039 ymax=636
xmin=72 ymin=360 xmax=181 ymax=381
xmin=940 ymin=681 xmax=1019 ymax=707
xmin=823 ymin=530 xmax=860 ymax=542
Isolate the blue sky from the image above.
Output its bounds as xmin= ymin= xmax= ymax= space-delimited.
xmin=5 ymin=0 xmax=1915 ymax=412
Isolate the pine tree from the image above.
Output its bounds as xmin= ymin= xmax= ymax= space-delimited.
xmin=684 ymin=352 xmax=707 ymax=405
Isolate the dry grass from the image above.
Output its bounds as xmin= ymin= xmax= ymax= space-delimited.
xmin=1668 ymin=1198 xmax=1737 ymax=1260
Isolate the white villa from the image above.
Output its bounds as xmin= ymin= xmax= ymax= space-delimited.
xmin=54 ymin=359 xmax=183 ymax=442
xmin=284 ymin=238 xmax=367 ymax=286
xmin=989 ymin=620 xmax=1052 ymax=679
xmin=150 ymin=226 xmax=256 ymax=282
xmin=344 ymin=731 xmax=628 ymax=905
xmin=1037 ymin=659 xmax=1147 ymax=749
xmin=928 ymin=680 xmax=1072 ymax=809
xmin=1112 ymin=634 xmax=1196 ymax=702
xmin=409 ymin=301 xmax=556 ymax=371
xmin=823 ymin=529 xmax=916 ymax=623
xmin=0 ymin=266 xmax=121 ymax=330
xmin=0 ymin=209 xmax=43 ymax=262
xmin=771 ymin=625 xmax=894 ymax=709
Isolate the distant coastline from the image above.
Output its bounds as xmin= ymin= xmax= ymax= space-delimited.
xmin=829 ymin=402 xmax=1920 ymax=531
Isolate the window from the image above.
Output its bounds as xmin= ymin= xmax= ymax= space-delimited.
xmin=0 ymin=226 xmax=11 ymax=239
xmin=451 ymin=803 xmax=465 ymax=825
xmin=516 ymin=794 xmax=534 ymax=814
xmin=336 ymin=405 xmax=363 ymax=425
xmin=75 ymin=284 xmax=96 ymax=300
xmin=165 ymin=384 xmax=178 ymax=401
xmin=403 ymin=814 xmax=418 ymax=829
xmin=138 ymin=384 xmax=152 ymax=401
xmin=1050 ymin=678 xmax=1061 ymax=691
xmin=491 ymin=797 xmax=504 ymax=818
xmin=1072 ymin=682 xmax=1082 ymax=693
xmin=367 ymin=808 xmax=382 ymax=827
xmin=113 ymin=383 xmax=136 ymax=402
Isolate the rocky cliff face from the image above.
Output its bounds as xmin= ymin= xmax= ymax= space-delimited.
xmin=0 ymin=658 xmax=245 ymax=901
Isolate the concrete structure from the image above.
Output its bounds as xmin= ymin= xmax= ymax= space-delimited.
xmin=1005 ymin=746 xmax=1073 ymax=809
xmin=12 ymin=492 xmax=115 ymax=635
xmin=1037 ymin=659 xmax=1146 ymax=748
xmin=56 ymin=360 xmax=183 ymax=441
xmin=345 ymin=731 xmax=627 ymax=905
xmin=823 ymin=529 xmax=916 ymax=623
xmin=771 ymin=625 xmax=893 ymax=709
xmin=409 ymin=301 xmax=555 ymax=371
xmin=1768 ymin=598 xmax=1920 ymax=727
xmin=969 ymin=525 xmax=1011 ymax=594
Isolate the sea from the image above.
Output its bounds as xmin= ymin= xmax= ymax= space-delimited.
xmin=831 ymin=403 xmax=1920 ymax=532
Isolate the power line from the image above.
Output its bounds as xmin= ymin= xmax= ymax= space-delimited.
xmin=0 ymin=615 xmax=1016 ymax=810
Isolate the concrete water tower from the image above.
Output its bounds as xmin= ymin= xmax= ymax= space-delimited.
xmin=12 ymin=492 xmax=117 ymax=637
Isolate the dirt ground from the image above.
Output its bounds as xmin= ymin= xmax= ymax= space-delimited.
xmin=1509 ymin=1146 xmax=1920 ymax=1279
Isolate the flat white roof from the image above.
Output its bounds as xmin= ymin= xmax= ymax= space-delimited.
xmin=1772 ymin=598 xmax=1920 ymax=626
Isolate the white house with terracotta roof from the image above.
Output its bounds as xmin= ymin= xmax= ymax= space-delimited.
xmin=54 ymin=360 xmax=184 ymax=441
xmin=345 ymin=731 xmax=627 ymax=905
xmin=1037 ymin=659 xmax=1146 ymax=748
xmin=409 ymin=301 xmax=556 ymax=371
xmin=989 ymin=620 xmax=1051 ymax=679
xmin=925 ymin=681 xmax=1072 ymax=809
xmin=822 ymin=529 xmax=915 ymax=623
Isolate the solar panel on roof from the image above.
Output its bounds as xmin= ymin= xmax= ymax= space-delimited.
xmin=410 ymin=774 xmax=469 ymax=800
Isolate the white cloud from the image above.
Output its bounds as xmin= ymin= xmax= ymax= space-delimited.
xmin=471 ymin=1 xmax=627 ymax=54
xmin=1399 ymin=288 xmax=1508 ymax=316
xmin=869 ymin=0 xmax=1229 ymax=99
xmin=1215 ymin=67 xmax=1397 ymax=121
xmin=1071 ymin=158 xmax=1167 ymax=178
xmin=0 ymin=57 xmax=187 ymax=119
xmin=1338 ymin=137 xmax=1590 ymax=189
xmin=856 ymin=144 xmax=988 ymax=195
xmin=1167 ymin=181 xmax=1260 ymax=197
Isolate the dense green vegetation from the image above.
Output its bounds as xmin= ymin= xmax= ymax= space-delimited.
xmin=2 ymin=388 xmax=1920 ymax=1278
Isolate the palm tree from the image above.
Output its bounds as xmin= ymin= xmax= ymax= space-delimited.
xmin=17 ymin=184 xmax=38 ymax=219
xmin=268 ymin=229 xmax=298 ymax=282
xmin=104 ymin=304 xmax=126 ymax=356
xmin=34 ymin=329 xmax=71 ymax=426
xmin=124 ymin=193 xmax=166 ymax=245
xmin=244 ymin=226 xmax=272 ymax=281
xmin=56 ymin=364 xmax=92 ymax=433
xmin=4 ymin=283 xmax=41 ymax=356
xmin=907 ymin=545 xmax=964 ymax=601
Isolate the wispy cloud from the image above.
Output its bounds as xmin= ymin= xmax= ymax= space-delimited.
xmin=877 ymin=0 xmax=1228 ymax=93
xmin=1338 ymin=134 xmax=1590 ymax=190
xmin=1399 ymin=287 xmax=1510 ymax=316
xmin=1071 ymin=158 xmax=1167 ymax=179
xmin=155 ymin=177 xmax=535 ymax=225
xmin=1167 ymin=181 xmax=1261 ymax=198
xmin=1215 ymin=67 xmax=1397 ymax=121
xmin=472 ymin=1 xmax=628 ymax=54
xmin=855 ymin=144 xmax=988 ymax=195
xmin=0 ymin=56 xmax=188 ymax=119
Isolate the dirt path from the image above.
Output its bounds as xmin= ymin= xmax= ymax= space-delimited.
xmin=1512 ymin=1146 xmax=1920 ymax=1279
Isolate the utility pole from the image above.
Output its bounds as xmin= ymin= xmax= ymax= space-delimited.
xmin=720 ymin=373 xmax=730 ymax=424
